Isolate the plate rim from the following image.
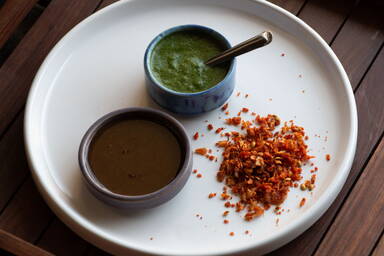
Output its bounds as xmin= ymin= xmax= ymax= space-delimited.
xmin=24 ymin=0 xmax=358 ymax=255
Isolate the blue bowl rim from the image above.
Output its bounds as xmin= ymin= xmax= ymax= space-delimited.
xmin=144 ymin=24 xmax=236 ymax=96
xmin=78 ymin=107 xmax=192 ymax=202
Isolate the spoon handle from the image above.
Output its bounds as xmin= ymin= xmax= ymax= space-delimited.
xmin=205 ymin=31 xmax=273 ymax=66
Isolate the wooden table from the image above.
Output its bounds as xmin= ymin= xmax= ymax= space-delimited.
xmin=0 ymin=0 xmax=383 ymax=255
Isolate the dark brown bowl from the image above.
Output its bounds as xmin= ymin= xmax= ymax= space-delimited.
xmin=78 ymin=107 xmax=192 ymax=209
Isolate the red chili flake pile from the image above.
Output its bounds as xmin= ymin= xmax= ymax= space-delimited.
xmin=215 ymin=114 xmax=313 ymax=221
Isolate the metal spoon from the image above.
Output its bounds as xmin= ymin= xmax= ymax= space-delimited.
xmin=205 ymin=31 xmax=273 ymax=66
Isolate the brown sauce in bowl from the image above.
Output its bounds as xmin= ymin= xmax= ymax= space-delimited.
xmin=88 ymin=119 xmax=181 ymax=196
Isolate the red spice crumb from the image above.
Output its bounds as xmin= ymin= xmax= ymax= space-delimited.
xmin=236 ymin=92 xmax=241 ymax=97
xmin=201 ymin=134 xmax=204 ymax=137
xmin=305 ymin=136 xmax=309 ymax=140
xmin=281 ymin=53 xmax=285 ymax=57
xmin=310 ymin=163 xmax=314 ymax=166
xmin=193 ymin=132 xmax=199 ymax=140
xmin=208 ymin=193 xmax=216 ymax=198
xmin=294 ymin=183 xmax=298 ymax=188
xmin=193 ymin=169 xmax=197 ymax=174
xmin=229 ymin=232 xmax=235 ymax=236
xmin=242 ymin=108 xmax=249 ymax=113
xmin=196 ymin=214 xmax=200 ymax=217
xmin=299 ymin=198 xmax=306 ymax=207
xmin=230 ymin=204 xmax=235 ymax=208
xmin=225 ymin=111 xmax=229 ymax=115
xmin=245 ymin=94 xmax=249 ymax=98
xmin=223 ymin=211 xmax=229 ymax=217
xmin=251 ymin=112 xmax=256 ymax=116
xmin=197 ymin=174 xmax=202 ymax=178
xmin=215 ymin=127 xmax=224 ymax=134
xmin=326 ymin=154 xmax=331 ymax=161
xmin=150 ymin=237 xmax=154 ymax=240
xmin=245 ymin=230 xmax=250 ymax=234
xmin=208 ymin=149 xmax=212 ymax=153
xmin=237 ymin=111 xmax=241 ymax=116
xmin=221 ymin=103 xmax=229 ymax=111
xmin=209 ymin=155 xmax=215 ymax=161
xmin=195 ymin=148 xmax=207 ymax=155
xmin=221 ymin=193 xmax=231 ymax=200
xmin=226 ymin=117 xmax=242 ymax=126
xmin=208 ymin=124 xmax=213 ymax=130
xmin=311 ymin=174 xmax=316 ymax=184
xmin=224 ymin=219 xmax=229 ymax=224
xmin=315 ymin=167 xmax=318 ymax=171
xmin=224 ymin=201 xmax=231 ymax=208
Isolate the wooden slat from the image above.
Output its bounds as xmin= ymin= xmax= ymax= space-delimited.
xmin=0 ymin=178 xmax=53 ymax=242
xmin=0 ymin=229 xmax=53 ymax=256
xmin=331 ymin=1 xmax=384 ymax=89
xmin=314 ymin=137 xmax=384 ymax=255
xmin=0 ymin=0 xmax=101 ymax=137
xmin=0 ymin=114 xmax=29 ymax=211
xmin=97 ymin=0 xmax=118 ymax=10
xmin=267 ymin=0 xmax=306 ymax=14
xmin=298 ymin=0 xmax=355 ymax=43
xmin=372 ymin=233 xmax=384 ymax=256
xmin=270 ymin=40 xmax=384 ymax=256
xmin=0 ymin=0 xmax=38 ymax=49
xmin=36 ymin=218 xmax=88 ymax=256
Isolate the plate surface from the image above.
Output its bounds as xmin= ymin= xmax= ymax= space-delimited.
xmin=24 ymin=0 xmax=357 ymax=255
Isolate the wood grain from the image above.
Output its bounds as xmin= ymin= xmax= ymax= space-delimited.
xmin=36 ymin=218 xmax=89 ymax=256
xmin=0 ymin=114 xmax=29 ymax=211
xmin=298 ymin=0 xmax=355 ymax=43
xmin=267 ymin=0 xmax=306 ymax=14
xmin=314 ymin=137 xmax=384 ymax=255
xmin=0 ymin=177 xmax=53 ymax=242
xmin=331 ymin=1 xmax=384 ymax=89
xmin=0 ymin=0 xmax=38 ymax=49
xmin=0 ymin=229 xmax=53 ymax=256
xmin=372 ymin=233 xmax=384 ymax=256
xmin=0 ymin=0 xmax=101 ymax=137
xmin=97 ymin=0 xmax=119 ymax=10
xmin=269 ymin=37 xmax=384 ymax=256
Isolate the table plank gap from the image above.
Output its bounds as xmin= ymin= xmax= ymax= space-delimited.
xmin=0 ymin=0 xmax=39 ymax=49
xmin=372 ymin=231 xmax=384 ymax=256
xmin=298 ymin=0 xmax=355 ymax=44
xmin=331 ymin=1 xmax=384 ymax=90
xmin=314 ymin=134 xmax=384 ymax=255
xmin=0 ymin=4 xmax=44 ymax=67
xmin=36 ymin=218 xmax=89 ymax=256
xmin=0 ymin=0 xmax=102 ymax=138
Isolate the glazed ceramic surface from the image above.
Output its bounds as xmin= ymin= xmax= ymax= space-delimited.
xmin=24 ymin=0 xmax=357 ymax=255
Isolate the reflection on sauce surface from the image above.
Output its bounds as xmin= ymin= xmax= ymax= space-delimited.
xmin=88 ymin=119 xmax=181 ymax=196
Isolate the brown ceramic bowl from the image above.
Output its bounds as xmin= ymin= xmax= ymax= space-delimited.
xmin=78 ymin=107 xmax=192 ymax=209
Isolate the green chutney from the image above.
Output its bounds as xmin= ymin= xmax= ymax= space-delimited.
xmin=150 ymin=31 xmax=230 ymax=93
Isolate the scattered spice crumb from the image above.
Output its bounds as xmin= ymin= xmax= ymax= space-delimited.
xmin=299 ymin=198 xmax=306 ymax=207
xmin=236 ymin=92 xmax=241 ymax=97
xmin=209 ymin=155 xmax=215 ymax=161
xmin=224 ymin=219 xmax=229 ymax=224
xmin=268 ymin=98 xmax=272 ymax=101
xmin=223 ymin=211 xmax=229 ymax=217
xmin=225 ymin=111 xmax=229 ymax=115
xmin=229 ymin=232 xmax=235 ymax=236
xmin=193 ymin=169 xmax=197 ymax=174
xmin=208 ymin=193 xmax=217 ymax=198
xmin=281 ymin=53 xmax=285 ymax=57
xmin=193 ymin=132 xmax=199 ymax=140
xmin=245 ymin=94 xmax=249 ymax=98
xmin=237 ymin=111 xmax=241 ymax=116
xmin=221 ymin=103 xmax=229 ymax=111
xmin=224 ymin=201 xmax=231 ymax=208
xmin=208 ymin=149 xmax=212 ymax=153
xmin=208 ymin=124 xmax=213 ymax=130
xmin=195 ymin=148 xmax=207 ymax=155
xmin=302 ymin=90 xmax=305 ymax=93
xmin=197 ymin=173 xmax=202 ymax=178
xmin=215 ymin=127 xmax=224 ymax=134
xmin=326 ymin=154 xmax=331 ymax=161
xmin=150 ymin=237 xmax=154 ymax=240
xmin=299 ymin=74 xmax=302 ymax=78
xmin=251 ymin=112 xmax=256 ymax=116
xmin=242 ymin=107 xmax=249 ymax=113
xmin=245 ymin=230 xmax=250 ymax=234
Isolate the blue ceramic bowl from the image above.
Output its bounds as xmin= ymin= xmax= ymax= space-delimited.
xmin=144 ymin=25 xmax=236 ymax=115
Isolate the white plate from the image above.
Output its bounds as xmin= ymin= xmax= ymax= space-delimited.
xmin=24 ymin=0 xmax=357 ymax=255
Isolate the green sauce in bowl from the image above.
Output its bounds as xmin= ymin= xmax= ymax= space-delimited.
xmin=150 ymin=31 xmax=230 ymax=93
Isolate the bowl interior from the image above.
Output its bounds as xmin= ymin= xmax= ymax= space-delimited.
xmin=79 ymin=108 xmax=190 ymax=200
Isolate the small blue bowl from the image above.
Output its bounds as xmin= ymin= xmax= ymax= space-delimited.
xmin=144 ymin=25 xmax=236 ymax=115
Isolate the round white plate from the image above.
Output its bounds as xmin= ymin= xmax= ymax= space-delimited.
xmin=24 ymin=0 xmax=357 ymax=255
